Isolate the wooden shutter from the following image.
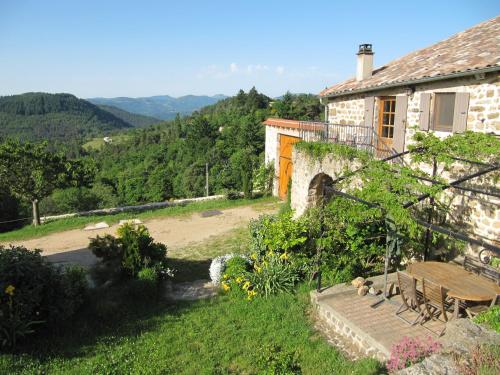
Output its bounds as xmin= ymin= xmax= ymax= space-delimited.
xmin=393 ymin=95 xmax=408 ymax=153
xmin=452 ymin=92 xmax=470 ymax=133
xmin=364 ymin=96 xmax=375 ymax=128
xmin=419 ymin=93 xmax=431 ymax=131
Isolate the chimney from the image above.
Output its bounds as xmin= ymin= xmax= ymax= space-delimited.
xmin=356 ymin=44 xmax=374 ymax=81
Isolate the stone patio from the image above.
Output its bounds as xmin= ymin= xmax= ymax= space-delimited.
xmin=311 ymin=273 xmax=446 ymax=361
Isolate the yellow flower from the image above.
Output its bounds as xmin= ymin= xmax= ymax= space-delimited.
xmin=246 ymin=290 xmax=257 ymax=301
xmin=242 ymin=281 xmax=251 ymax=291
xmin=254 ymin=265 xmax=262 ymax=273
xmin=250 ymin=253 xmax=257 ymax=260
xmin=223 ymin=274 xmax=229 ymax=280
xmin=222 ymin=282 xmax=230 ymax=292
xmin=280 ymin=252 xmax=289 ymax=260
xmin=5 ymin=285 xmax=15 ymax=296
xmin=236 ymin=276 xmax=243 ymax=284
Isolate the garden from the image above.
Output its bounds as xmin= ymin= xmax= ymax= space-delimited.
xmin=1 ymin=130 xmax=499 ymax=374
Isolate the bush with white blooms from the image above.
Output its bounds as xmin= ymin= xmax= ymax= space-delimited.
xmin=209 ymin=253 xmax=249 ymax=285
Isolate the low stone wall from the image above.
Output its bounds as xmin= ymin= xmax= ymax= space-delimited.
xmin=290 ymin=148 xmax=362 ymax=217
xmin=312 ymin=291 xmax=389 ymax=361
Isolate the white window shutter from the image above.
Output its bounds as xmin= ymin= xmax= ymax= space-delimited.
xmin=419 ymin=93 xmax=431 ymax=131
xmin=364 ymin=96 xmax=375 ymax=128
xmin=452 ymin=93 xmax=470 ymax=133
xmin=393 ymin=95 xmax=408 ymax=153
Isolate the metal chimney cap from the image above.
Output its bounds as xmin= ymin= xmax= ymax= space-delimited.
xmin=357 ymin=44 xmax=373 ymax=55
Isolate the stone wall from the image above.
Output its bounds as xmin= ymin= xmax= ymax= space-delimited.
xmin=290 ymin=148 xmax=362 ymax=217
xmin=326 ymin=73 xmax=500 ymax=151
xmin=327 ymin=95 xmax=365 ymax=125
xmin=290 ymin=147 xmax=499 ymax=255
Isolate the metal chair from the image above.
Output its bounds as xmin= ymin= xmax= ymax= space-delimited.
xmin=395 ymin=271 xmax=424 ymax=325
xmin=421 ymin=278 xmax=453 ymax=336
xmin=466 ymin=294 xmax=499 ymax=319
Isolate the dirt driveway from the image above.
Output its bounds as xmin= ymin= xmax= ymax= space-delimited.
xmin=4 ymin=204 xmax=276 ymax=267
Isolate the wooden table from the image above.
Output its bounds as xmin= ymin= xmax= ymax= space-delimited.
xmin=407 ymin=261 xmax=500 ymax=318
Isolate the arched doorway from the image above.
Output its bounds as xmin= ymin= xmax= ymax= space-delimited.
xmin=307 ymin=173 xmax=334 ymax=207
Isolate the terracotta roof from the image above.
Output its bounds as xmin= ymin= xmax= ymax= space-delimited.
xmin=320 ymin=16 xmax=500 ymax=97
xmin=263 ymin=118 xmax=302 ymax=129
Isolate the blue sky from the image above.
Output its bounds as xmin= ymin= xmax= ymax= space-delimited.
xmin=0 ymin=1 xmax=498 ymax=98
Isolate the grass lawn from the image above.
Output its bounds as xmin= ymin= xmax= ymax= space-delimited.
xmin=0 ymin=283 xmax=382 ymax=375
xmin=0 ymin=196 xmax=278 ymax=243
xmin=0 ymin=199 xmax=384 ymax=374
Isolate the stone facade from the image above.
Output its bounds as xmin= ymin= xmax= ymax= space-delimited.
xmin=290 ymin=148 xmax=499 ymax=255
xmin=326 ymin=73 xmax=500 ymax=151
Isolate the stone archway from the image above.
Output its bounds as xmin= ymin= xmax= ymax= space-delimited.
xmin=307 ymin=173 xmax=334 ymax=208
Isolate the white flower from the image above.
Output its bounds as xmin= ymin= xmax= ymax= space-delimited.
xmin=209 ymin=253 xmax=251 ymax=285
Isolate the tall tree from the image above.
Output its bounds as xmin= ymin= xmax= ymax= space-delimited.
xmin=0 ymin=140 xmax=91 ymax=225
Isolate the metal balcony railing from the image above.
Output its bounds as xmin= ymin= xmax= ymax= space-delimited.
xmin=298 ymin=121 xmax=396 ymax=160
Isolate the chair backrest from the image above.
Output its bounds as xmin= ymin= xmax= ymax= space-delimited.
xmin=464 ymin=255 xmax=481 ymax=274
xmin=464 ymin=255 xmax=500 ymax=285
xmin=480 ymin=266 xmax=500 ymax=286
xmin=422 ymin=278 xmax=447 ymax=314
xmin=397 ymin=271 xmax=418 ymax=301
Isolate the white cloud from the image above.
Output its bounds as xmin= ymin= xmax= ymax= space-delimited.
xmin=229 ymin=63 xmax=238 ymax=73
xmin=276 ymin=66 xmax=285 ymax=75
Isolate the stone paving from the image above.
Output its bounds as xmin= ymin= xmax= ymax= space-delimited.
xmin=311 ymin=273 xmax=445 ymax=360
xmin=164 ymin=279 xmax=218 ymax=301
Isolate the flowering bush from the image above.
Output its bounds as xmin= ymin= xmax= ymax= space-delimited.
xmin=454 ymin=344 xmax=500 ymax=375
xmin=209 ymin=253 xmax=249 ymax=285
xmin=386 ymin=336 xmax=442 ymax=372
xmin=89 ymin=223 xmax=169 ymax=280
xmin=0 ymin=245 xmax=87 ymax=349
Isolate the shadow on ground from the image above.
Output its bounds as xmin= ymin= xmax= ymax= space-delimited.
xmin=9 ymin=257 xmax=217 ymax=367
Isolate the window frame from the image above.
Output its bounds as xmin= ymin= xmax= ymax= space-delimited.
xmin=432 ymin=92 xmax=456 ymax=132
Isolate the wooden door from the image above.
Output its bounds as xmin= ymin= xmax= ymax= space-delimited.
xmin=377 ymin=97 xmax=396 ymax=154
xmin=278 ymin=134 xmax=301 ymax=199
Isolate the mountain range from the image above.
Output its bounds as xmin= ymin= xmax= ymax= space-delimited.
xmin=87 ymin=94 xmax=228 ymax=120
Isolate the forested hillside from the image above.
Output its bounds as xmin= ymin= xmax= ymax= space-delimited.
xmin=0 ymin=89 xmax=322 ymax=232
xmin=88 ymin=94 xmax=228 ymax=120
xmin=97 ymin=105 xmax=160 ymax=127
xmin=0 ymin=93 xmax=133 ymax=149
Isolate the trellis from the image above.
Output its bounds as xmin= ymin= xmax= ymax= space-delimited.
xmin=315 ymin=145 xmax=500 ymax=302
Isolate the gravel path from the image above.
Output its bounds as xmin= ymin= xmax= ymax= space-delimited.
xmin=3 ymin=205 xmax=275 ymax=267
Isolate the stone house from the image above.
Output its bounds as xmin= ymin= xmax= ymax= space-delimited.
xmin=263 ymin=16 xmax=499 ymax=253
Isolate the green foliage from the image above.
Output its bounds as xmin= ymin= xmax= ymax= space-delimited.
xmin=90 ymin=224 xmax=168 ymax=278
xmin=253 ymin=162 xmax=275 ymax=195
xmin=473 ymin=306 xmax=500 ymax=333
xmin=0 ymin=93 xmax=132 ymax=145
xmin=305 ymin=198 xmax=386 ymax=284
xmin=249 ymin=252 xmax=300 ymax=297
xmin=0 ymin=140 xmax=95 ymax=224
xmin=294 ymin=141 xmax=371 ymax=162
xmin=249 ymin=212 xmax=308 ymax=256
xmin=224 ymin=256 xmax=250 ymax=279
xmin=0 ymin=284 xmax=382 ymax=374
xmin=258 ymin=344 xmax=302 ymax=374
xmin=96 ymin=105 xmax=160 ymax=128
xmin=271 ymin=92 xmax=323 ymax=121
xmin=409 ymin=130 xmax=500 ymax=166
xmin=0 ymin=245 xmax=87 ymax=349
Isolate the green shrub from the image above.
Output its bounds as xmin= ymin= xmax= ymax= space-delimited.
xmin=249 ymin=253 xmax=300 ymax=297
xmin=0 ymin=245 xmax=87 ymax=349
xmin=137 ymin=267 xmax=159 ymax=284
xmin=249 ymin=212 xmax=308 ymax=256
xmin=258 ymin=344 xmax=302 ymax=375
xmin=224 ymin=256 xmax=250 ymax=279
xmin=89 ymin=224 xmax=168 ymax=279
xmin=473 ymin=306 xmax=500 ymax=333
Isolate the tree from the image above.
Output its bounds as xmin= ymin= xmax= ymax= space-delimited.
xmin=0 ymin=140 xmax=90 ymax=226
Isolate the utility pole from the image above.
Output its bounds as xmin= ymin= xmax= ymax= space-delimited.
xmin=205 ymin=162 xmax=209 ymax=197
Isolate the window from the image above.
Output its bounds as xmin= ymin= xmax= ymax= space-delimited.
xmin=433 ymin=93 xmax=455 ymax=132
xmin=379 ymin=97 xmax=396 ymax=138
